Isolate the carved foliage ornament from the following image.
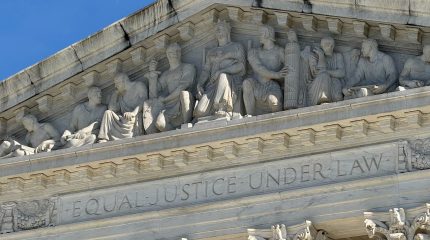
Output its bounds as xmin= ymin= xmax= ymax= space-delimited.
xmin=364 ymin=204 xmax=430 ymax=240
xmin=0 ymin=198 xmax=57 ymax=234
xmin=406 ymin=138 xmax=430 ymax=170
xmin=248 ymin=220 xmax=329 ymax=240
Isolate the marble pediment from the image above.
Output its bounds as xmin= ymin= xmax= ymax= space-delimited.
xmin=3 ymin=0 xmax=430 ymax=239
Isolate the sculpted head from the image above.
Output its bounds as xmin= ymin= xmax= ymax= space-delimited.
xmin=22 ymin=114 xmax=39 ymax=132
xmin=166 ymin=43 xmax=182 ymax=65
xmin=321 ymin=37 xmax=335 ymax=56
xmin=88 ymin=86 xmax=102 ymax=105
xmin=423 ymin=45 xmax=430 ymax=63
xmin=260 ymin=25 xmax=275 ymax=43
xmin=113 ymin=73 xmax=130 ymax=94
xmin=287 ymin=30 xmax=298 ymax=43
xmin=215 ymin=20 xmax=231 ymax=43
xmin=361 ymin=39 xmax=378 ymax=58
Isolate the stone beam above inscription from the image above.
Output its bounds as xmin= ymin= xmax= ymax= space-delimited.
xmin=364 ymin=203 xmax=430 ymax=240
xmin=45 ymin=142 xmax=398 ymax=228
xmin=248 ymin=220 xmax=330 ymax=240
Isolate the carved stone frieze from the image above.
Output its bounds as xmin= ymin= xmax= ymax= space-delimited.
xmin=0 ymin=198 xmax=57 ymax=234
xmin=364 ymin=204 xmax=430 ymax=240
xmin=404 ymin=138 xmax=430 ymax=170
xmin=248 ymin=220 xmax=329 ymax=240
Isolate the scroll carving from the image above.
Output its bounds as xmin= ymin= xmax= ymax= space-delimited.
xmin=248 ymin=220 xmax=329 ymax=240
xmin=364 ymin=204 xmax=430 ymax=240
xmin=0 ymin=198 xmax=57 ymax=234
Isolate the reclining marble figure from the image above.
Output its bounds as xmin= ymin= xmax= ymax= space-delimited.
xmin=0 ymin=114 xmax=60 ymax=158
xmin=307 ymin=37 xmax=345 ymax=105
xmin=61 ymin=86 xmax=107 ymax=148
xmin=399 ymin=45 xmax=430 ymax=89
xmin=98 ymin=72 xmax=148 ymax=142
xmin=143 ymin=43 xmax=196 ymax=133
xmin=194 ymin=20 xmax=246 ymax=119
xmin=243 ymin=24 xmax=287 ymax=116
xmin=343 ymin=38 xmax=398 ymax=98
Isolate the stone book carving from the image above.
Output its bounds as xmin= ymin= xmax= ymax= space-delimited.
xmin=343 ymin=39 xmax=398 ymax=99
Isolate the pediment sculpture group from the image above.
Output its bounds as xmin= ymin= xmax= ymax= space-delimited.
xmin=2 ymin=20 xmax=430 ymax=158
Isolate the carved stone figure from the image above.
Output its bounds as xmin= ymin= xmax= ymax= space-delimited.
xmin=307 ymin=37 xmax=345 ymax=105
xmin=143 ymin=43 xmax=196 ymax=133
xmin=61 ymin=86 xmax=107 ymax=148
xmin=98 ymin=72 xmax=148 ymax=142
xmin=0 ymin=115 xmax=60 ymax=158
xmin=248 ymin=221 xmax=328 ymax=240
xmin=243 ymin=25 xmax=287 ymax=116
xmin=194 ymin=20 xmax=246 ymax=120
xmin=343 ymin=39 xmax=398 ymax=98
xmin=399 ymin=45 xmax=430 ymax=89
xmin=364 ymin=204 xmax=430 ymax=240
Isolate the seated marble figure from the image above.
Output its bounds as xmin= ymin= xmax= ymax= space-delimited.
xmin=0 ymin=114 xmax=60 ymax=158
xmin=343 ymin=39 xmax=398 ymax=98
xmin=194 ymin=20 xmax=246 ymax=120
xmin=399 ymin=45 xmax=430 ymax=90
xmin=143 ymin=43 xmax=196 ymax=134
xmin=243 ymin=24 xmax=287 ymax=116
xmin=98 ymin=72 xmax=148 ymax=142
xmin=61 ymin=86 xmax=107 ymax=148
xmin=307 ymin=37 xmax=345 ymax=105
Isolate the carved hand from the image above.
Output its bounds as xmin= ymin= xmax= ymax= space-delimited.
xmin=35 ymin=140 xmax=55 ymax=153
xmin=277 ymin=66 xmax=289 ymax=78
xmin=123 ymin=112 xmax=136 ymax=122
xmin=313 ymin=47 xmax=325 ymax=59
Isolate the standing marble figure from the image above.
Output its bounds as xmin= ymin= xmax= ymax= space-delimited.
xmin=243 ymin=25 xmax=287 ymax=116
xmin=194 ymin=20 xmax=246 ymax=119
xmin=143 ymin=43 xmax=196 ymax=133
xmin=343 ymin=39 xmax=398 ymax=98
xmin=307 ymin=37 xmax=345 ymax=105
xmin=98 ymin=73 xmax=148 ymax=142
xmin=399 ymin=45 xmax=430 ymax=89
xmin=61 ymin=86 xmax=107 ymax=148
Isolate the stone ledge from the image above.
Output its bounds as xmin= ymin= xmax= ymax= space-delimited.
xmin=1 ymin=88 xmax=430 ymax=199
xmin=1 ymin=170 xmax=429 ymax=240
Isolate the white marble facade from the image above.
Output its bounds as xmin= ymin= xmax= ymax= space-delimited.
xmin=3 ymin=0 xmax=430 ymax=239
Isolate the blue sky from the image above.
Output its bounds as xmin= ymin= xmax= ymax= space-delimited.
xmin=0 ymin=0 xmax=154 ymax=80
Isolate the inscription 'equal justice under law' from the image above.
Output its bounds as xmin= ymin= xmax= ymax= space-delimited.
xmin=67 ymin=154 xmax=383 ymax=220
